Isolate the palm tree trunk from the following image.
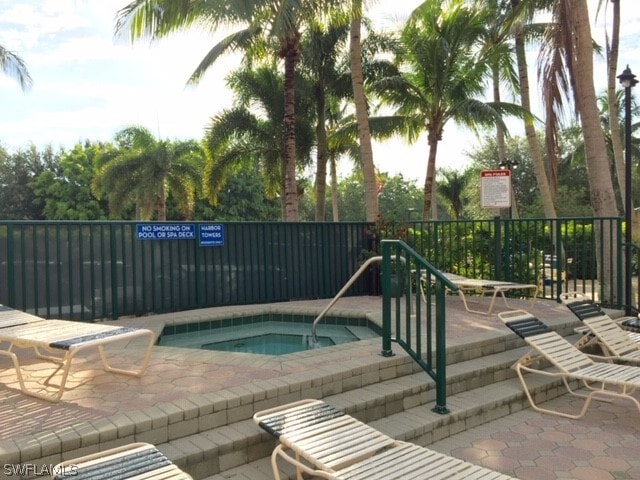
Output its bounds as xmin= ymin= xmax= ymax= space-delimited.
xmin=157 ymin=186 xmax=166 ymax=221
xmin=315 ymin=91 xmax=328 ymax=221
xmin=423 ymin=132 xmax=439 ymax=220
xmin=281 ymin=33 xmax=300 ymax=221
xmin=350 ymin=0 xmax=378 ymax=222
xmin=572 ymin=1 xmax=617 ymax=217
xmin=330 ymin=157 xmax=339 ymax=221
xmin=607 ymin=0 xmax=625 ymax=214
xmin=571 ymin=0 xmax=618 ymax=299
xmin=512 ymin=3 xmax=556 ymax=220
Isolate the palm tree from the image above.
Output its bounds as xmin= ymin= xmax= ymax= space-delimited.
xmin=350 ymin=0 xmax=378 ymax=222
xmin=116 ymin=0 xmax=343 ymax=221
xmin=299 ymin=21 xmax=351 ymax=221
xmin=0 ymin=45 xmax=32 ymax=92
xmin=92 ymin=126 xmax=202 ymax=220
xmin=536 ymin=0 xmax=616 ymax=219
xmin=202 ymin=65 xmax=314 ymax=215
xmin=536 ymin=0 xmax=617 ymax=296
xmin=507 ymin=0 xmax=559 ymax=220
xmin=376 ymin=0 xmax=528 ymax=220
xmin=600 ymin=0 xmax=625 ymax=209
xmin=483 ymin=0 xmax=517 ymax=167
xmin=437 ymin=168 xmax=469 ymax=219
xmin=299 ymin=15 xmax=395 ymax=221
xmin=573 ymin=0 xmax=619 ymax=298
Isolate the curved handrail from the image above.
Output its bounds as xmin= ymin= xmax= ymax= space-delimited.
xmin=310 ymin=255 xmax=405 ymax=343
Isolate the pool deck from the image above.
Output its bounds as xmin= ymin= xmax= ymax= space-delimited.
xmin=1 ymin=294 xmax=640 ymax=479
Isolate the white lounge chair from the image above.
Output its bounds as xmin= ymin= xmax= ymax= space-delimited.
xmin=254 ymin=399 xmax=518 ymax=479
xmin=499 ymin=309 xmax=640 ymax=419
xmin=561 ymin=291 xmax=640 ymax=351
xmin=421 ymin=272 xmax=538 ymax=315
xmin=0 ymin=305 xmax=154 ymax=402
xmin=52 ymin=442 xmax=192 ymax=479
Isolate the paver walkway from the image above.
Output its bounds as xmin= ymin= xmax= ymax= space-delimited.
xmin=2 ymin=294 xmax=639 ymax=479
xmin=431 ymin=392 xmax=640 ymax=480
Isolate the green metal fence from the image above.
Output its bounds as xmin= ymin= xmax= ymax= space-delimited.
xmin=403 ymin=216 xmax=624 ymax=308
xmin=0 ymin=221 xmax=370 ymax=321
xmin=0 ymin=217 xmax=629 ymax=321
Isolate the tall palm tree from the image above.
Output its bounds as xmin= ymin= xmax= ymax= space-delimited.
xmin=350 ymin=0 xmax=378 ymax=222
xmin=202 ymin=65 xmax=314 ymax=215
xmin=480 ymin=0 xmax=522 ymax=218
xmin=0 ymin=45 xmax=32 ymax=92
xmin=299 ymin=14 xmax=395 ymax=221
xmin=600 ymin=0 xmax=626 ymax=209
xmin=509 ymin=0 xmax=558 ymax=220
xmin=116 ymin=0 xmax=342 ymax=221
xmin=92 ymin=126 xmax=202 ymax=220
xmin=537 ymin=0 xmax=617 ymax=295
xmin=299 ymin=21 xmax=351 ymax=221
xmin=574 ymin=0 xmax=619 ymax=297
xmin=376 ymin=0 xmax=528 ymax=220
xmin=483 ymin=1 xmax=516 ymax=162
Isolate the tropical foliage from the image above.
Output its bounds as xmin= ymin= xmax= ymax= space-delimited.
xmin=92 ymin=126 xmax=203 ymax=220
xmin=373 ymin=0 xmax=529 ymax=220
xmin=0 ymin=0 xmax=637 ymax=230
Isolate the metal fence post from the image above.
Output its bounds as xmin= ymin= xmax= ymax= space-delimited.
xmin=109 ymin=224 xmax=118 ymax=320
xmin=381 ymin=241 xmax=393 ymax=357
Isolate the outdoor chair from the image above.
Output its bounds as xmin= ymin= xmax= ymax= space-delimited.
xmin=254 ymin=398 xmax=518 ymax=479
xmin=52 ymin=442 xmax=192 ymax=479
xmin=498 ymin=309 xmax=640 ymax=419
xmin=421 ymin=272 xmax=538 ymax=315
xmin=0 ymin=305 xmax=154 ymax=402
xmin=560 ymin=291 xmax=640 ymax=359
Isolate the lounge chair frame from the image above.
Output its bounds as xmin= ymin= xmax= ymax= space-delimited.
xmin=53 ymin=442 xmax=192 ymax=479
xmin=0 ymin=306 xmax=154 ymax=402
xmin=560 ymin=291 xmax=640 ymax=363
xmin=422 ymin=272 xmax=538 ymax=315
xmin=499 ymin=309 xmax=640 ymax=419
xmin=254 ymin=399 xmax=518 ymax=480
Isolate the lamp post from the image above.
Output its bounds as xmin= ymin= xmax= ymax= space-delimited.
xmin=618 ymin=65 xmax=637 ymax=314
xmin=498 ymin=159 xmax=518 ymax=218
xmin=406 ymin=207 xmax=419 ymax=223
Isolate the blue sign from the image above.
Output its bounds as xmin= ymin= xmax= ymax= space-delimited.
xmin=136 ymin=223 xmax=195 ymax=240
xmin=199 ymin=223 xmax=225 ymax=247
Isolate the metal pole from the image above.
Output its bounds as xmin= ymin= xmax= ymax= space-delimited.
xmin=618 ymin=65 xmax=637 ymax=314
xmin=625 ymin=80 xmax=632 ymax=314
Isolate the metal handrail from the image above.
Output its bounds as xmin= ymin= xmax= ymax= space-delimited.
xmin=310 ymin=255 xmax=382 ymax=343
xmin=311 ymin=255 xmax=406 ymax=342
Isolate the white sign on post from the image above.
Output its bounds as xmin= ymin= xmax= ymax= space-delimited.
xmin=481 ymin=170 xmax=511 ymax=208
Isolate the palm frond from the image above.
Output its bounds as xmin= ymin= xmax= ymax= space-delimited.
xmin=0 ymin=46 xmax=32 ymax=92
xmin=188 ymin=26 xmax=261 ymax=85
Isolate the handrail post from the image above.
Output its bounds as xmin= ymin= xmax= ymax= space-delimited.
xmin=432 ymin=278 xmax=449 ymax=414
xmin=381 ymin=242 xmax=393 ymax=357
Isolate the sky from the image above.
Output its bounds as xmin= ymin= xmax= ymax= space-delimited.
xmin=1 ymin=0 xmax=639 ymax=185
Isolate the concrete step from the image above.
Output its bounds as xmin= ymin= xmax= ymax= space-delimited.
xmin=198 ymin=372 xmax=567 ymax=480
xmin=159 ymin=334 xmax=574 ymax=479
